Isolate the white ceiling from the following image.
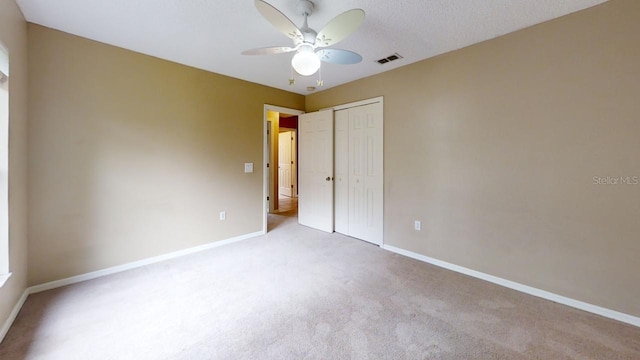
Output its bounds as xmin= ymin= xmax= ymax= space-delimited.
xmin=16 ymin=0 xmax=606 ymax=95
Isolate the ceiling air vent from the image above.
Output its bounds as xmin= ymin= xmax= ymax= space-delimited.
xmin=376 ymin=53 xmax=403 ymax=65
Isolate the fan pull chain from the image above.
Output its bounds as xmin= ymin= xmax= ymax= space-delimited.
xmin=317 ymin=65 xmax=323 ymax=87
xmin=289 ymin=64 xmax=295 ymax=85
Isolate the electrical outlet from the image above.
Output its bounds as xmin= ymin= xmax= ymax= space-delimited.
xmin=414 ymin=220 xmax=421 ymax=231
xmin=220 ymin=211 xmax=226 ymax=221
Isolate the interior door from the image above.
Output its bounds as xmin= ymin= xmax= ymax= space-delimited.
xmin=334 ymin=102 xmax=383 ymax=245
xmin=298 ymin=110 xmax=334 ymax=233
xmin=348 ymin=102 xmax=383 ymax=245
xmin=278 ymin=131 xmax=293 ymax=197
xmin=334 ymin=109 xmax=349 ymax=235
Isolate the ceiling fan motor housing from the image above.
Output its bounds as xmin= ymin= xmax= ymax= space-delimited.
xmin=301 ymin=28 xmax=317 ymax=44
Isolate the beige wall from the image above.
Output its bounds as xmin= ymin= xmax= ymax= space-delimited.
xmin=27 ymin=24 xmax=304 ymax=285
xmin=307 ymin=0 xmax=640 ymax=317
xmin=0 ymin=0 xmax=29 ymax=330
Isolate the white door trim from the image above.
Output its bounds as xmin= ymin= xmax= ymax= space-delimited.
xmin=263 ymin=104 xmax=304 ymax=234
xmin=321 ymin=96 xmax=384 ymax=111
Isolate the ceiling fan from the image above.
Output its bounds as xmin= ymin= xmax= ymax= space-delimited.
xmin=242 ymin=0 xmax=365 ymax=78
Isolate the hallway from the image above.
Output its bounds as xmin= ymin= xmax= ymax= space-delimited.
xmin=277 ymin=195 xmax=297 ymax=213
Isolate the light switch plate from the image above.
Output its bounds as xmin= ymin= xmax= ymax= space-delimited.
xmin=244 ymin=163 xmax=253 ymax=173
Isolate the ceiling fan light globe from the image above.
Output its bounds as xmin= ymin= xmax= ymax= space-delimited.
xmin=292 ymin=50 xmax=321 ymax=76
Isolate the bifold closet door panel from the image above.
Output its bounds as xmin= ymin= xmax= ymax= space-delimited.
xmin=298 ymin=110 xmax=334 ymax=233
xmin=334 ymin=109 xmax=349 ymax=235
xmin=348 ymin=103 xmax=384 ymax=245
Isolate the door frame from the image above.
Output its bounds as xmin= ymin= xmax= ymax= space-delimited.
xmin=263 ymin=104 xmax=305 ymax=234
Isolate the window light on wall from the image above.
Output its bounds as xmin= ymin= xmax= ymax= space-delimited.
xmin=0 ymin=44 xmax=8 ymax=83
xmin=0 ymin=43 xmax=9 ymax=287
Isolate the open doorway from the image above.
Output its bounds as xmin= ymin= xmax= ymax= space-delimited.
xmin=263 ymin=105 xmax=304 ymax=233
xmin=277 ymin=128 xmax=297 ymax=212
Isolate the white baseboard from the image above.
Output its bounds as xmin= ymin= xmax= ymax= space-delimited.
xmin=29 ymin=231 xmax=263 ymax=294
xmin=382 ymin=244 xmax=640 ymax=328
xmin=0 ymin=231 xmax=262 ymax=344
xmin=0 ymin=289 xmax=28 ymax=344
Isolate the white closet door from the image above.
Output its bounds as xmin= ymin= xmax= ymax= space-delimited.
xmin=298 ymin=110 xmax=334 ymax=233
xmin=334 ymin=109 xmax=349 ymax=235
xmin=348 ymin=103 xmax=383 ymax=245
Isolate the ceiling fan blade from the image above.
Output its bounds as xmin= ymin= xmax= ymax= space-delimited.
xmin=316 ymin=9 xmax=365 ymax=47
xmin=254 ymin=0 xmax=303 ymax=41
xmin=317 ymin=49 xmax=362 ymax=64
xmin=242 ymin=46 xmax=296 ymax=56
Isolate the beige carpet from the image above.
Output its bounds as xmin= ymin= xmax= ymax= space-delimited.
xmin=1 ymin=211 xmax=639 ymax=359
